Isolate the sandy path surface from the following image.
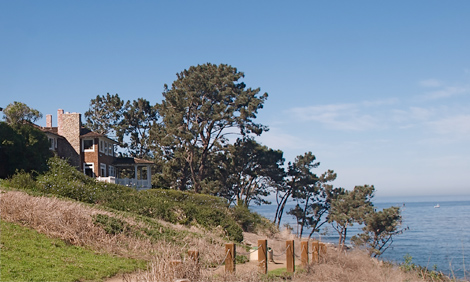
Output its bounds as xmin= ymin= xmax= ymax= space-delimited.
xmin=105 ymin=259 xmax=300 ymax=282
xmin=106 ymin=231 xmax=305 ymax=281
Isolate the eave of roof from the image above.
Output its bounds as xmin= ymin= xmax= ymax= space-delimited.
xmin=80 ymin=129 xmax=118 ymax=144
xmin=112 ymin=157 xmax=154 ymax=166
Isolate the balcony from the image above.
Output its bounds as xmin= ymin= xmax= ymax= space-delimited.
xmin=96 ymin=176 xmax=151 ymax=190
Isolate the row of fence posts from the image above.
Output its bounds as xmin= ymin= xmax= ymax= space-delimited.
xmin=224 ymin=240 xmax=327 ymax=274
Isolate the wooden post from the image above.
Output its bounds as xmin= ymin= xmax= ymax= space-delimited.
xmin=225 ymin=243 xmax=235 ymax=273
xmin=312 ymin=240 xmax=319 ymax=263
xmin=258 ymin=239 xmax=267 ymax=274
xmin=286 ymin=240 xmax=295 ymax=273
xmin=301 ymin=241 xmax=309 ymax=267
xmin=319 ymin=242 xmax=327 ymax=262
xmin=188 ymin=250 xmax=199 ymax=263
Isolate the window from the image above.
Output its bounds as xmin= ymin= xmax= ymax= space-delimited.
xmin=48 ymin=138 xmax=55 ymax=150
xmin=104 ymin=142 xmax=108 ymax=154
xmin=99 ymin=140 xmax=104 ymax=153
xmin=108 ymin=165 xmax=115 ymax=177
xmin=83 ymin=139 xmax=94 ymax=152
xmin=100 ymin=163 xmax=106 ymax=177
xmin=84 ymin=163 xmax=94 ymax=177
xmin=108 ymin=144 xmax=114 ymax=156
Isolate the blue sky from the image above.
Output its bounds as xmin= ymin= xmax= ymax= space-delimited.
xmin=1 ymin=1 xmax=469 ymax=198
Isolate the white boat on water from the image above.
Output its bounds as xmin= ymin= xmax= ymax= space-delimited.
xmin=434 ymin=204 xmax=440 ymax=208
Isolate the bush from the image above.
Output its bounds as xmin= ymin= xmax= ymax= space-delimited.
xmin=93 ymin=214 xmax=131 ymax=235
xmin=5 ymin=156 xmax=245 ymax=242
xmin=231 ymin=205 xmax=277 ymax=235
xmin=4 ymin=170 xmax=38 ymax=190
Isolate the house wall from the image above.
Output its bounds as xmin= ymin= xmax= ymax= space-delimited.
xmin=58 ymin=111 xmax=81 ymax=167
xmin=83 ymin=137 xmax=116 ymax=177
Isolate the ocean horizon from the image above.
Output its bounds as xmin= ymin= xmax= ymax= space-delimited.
xmin=251 ymin=196 xmax=470 ymax=279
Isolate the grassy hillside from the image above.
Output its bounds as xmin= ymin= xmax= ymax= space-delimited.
xmin=0 ymin=157 xmax=456 ymax=281
xmin=0 ymin=188 xmax=436 ymax=282
xmin=2 ymin=157 xmax=276 ymax=243
xmin=0 ymin=221 xmax=145 ymax=282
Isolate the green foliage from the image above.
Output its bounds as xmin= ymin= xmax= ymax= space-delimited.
xmin=274 ymin=151 xmax=336 ymax=239
xmin=84 ymin=94 xmax=157 ymax=158
xmin=4 ymin=170 xmax=38 ymax=190
xmin=0 ymin=221 xmax=146 ymax=282
xmin=35 ymin=157 xmax=100 ymax=203
xmin=231 ymin=205 xmax=277 ymax=234
xmin=2 ymin=101 xmax=42 ymax=125
xmin=154 ymin=63 xmax=268 ymax=193
xmin=0 ymin=121 xmax=52 ymax=178
xmin=351 ymin=206 xmax=406 ymax=257
xmin=400 ymin=254 xmax=449 ymax=281
xmin=121 ymin=98 xmax=158 ymax=158
xmin=231 ymin=205 xmax=260 ymax=232
xmin=7 ymin=157 xmax=244 ymax=242
xmin=93 ymin=214 xmax=131 ymax=235
xmin=235 ymin=254 xmax=249 ymax=264
xmin=101 ymin=189 xmax=244 ymax=242
xmin=328 ymin=185 xmax=375 ymax=249
xmin=84 ymin=93 xmax=125 ymax=135
xmin=218 ymin=138 xmax=285 ymax=208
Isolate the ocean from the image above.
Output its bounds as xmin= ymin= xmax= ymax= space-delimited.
xmin=251 ymin=198 xmax=470 ymax=279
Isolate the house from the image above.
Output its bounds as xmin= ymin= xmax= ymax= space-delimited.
xmin=40 ymin=109 xmax=153 ymax=190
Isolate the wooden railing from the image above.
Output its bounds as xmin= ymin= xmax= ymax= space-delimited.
xmin=96 ymin=176 xmax=151 ymax=189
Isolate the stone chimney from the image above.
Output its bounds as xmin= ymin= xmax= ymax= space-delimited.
xmin=46 ymin=114 xmax=52 ymax=128
xmin=57 ymin=110 xmax=82 ymax=167
xmin=57 ymin=109 xmax=64 ymax=135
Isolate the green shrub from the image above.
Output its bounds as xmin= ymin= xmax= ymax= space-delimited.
xmin=31 ymin=157 xmax=99 ymax=203
xmin=400 ymin=254 xmax=448 ymax=281
xmin=231 ymin=205 xmax=277 ymax=235
xmin=4 ymin=170 xmax=38 ymax=190
xmin=235 ymin=254 xmax=249 ymax=264
xmin=93 ymin=214 xmax=131 ymax=235
xmin=7 ymin=156 xmax=246 ymax=242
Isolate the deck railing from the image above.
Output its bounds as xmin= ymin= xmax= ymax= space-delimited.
xmin=96 ymin=176 xmax=151 ymax=189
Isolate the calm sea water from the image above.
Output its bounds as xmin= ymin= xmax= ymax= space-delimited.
xmin=252 ymin=199 xmax=470 ymax=279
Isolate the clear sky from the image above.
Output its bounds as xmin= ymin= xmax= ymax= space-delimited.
xmin=1 ymin=1 xmax=469 ymax=198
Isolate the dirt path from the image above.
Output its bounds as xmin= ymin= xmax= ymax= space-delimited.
xmin=105 ymin=258 xmax=302 ymax=282
xmin=106 ymin=231 xmax=303 ymax=281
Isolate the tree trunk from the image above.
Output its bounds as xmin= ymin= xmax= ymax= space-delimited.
xmin=299 ymin=197 xmax=309 ymax=238
xmin=274 ymin=191 xmax=291 ymax=228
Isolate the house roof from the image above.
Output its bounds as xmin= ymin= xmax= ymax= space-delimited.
xmin=112 ymin=157 xmax=154 ymax=166
xmin=37 ymin=125 xmax=118 ymax=144
xmin=39 ymin=127 xmax=64 ymax=138
xmin=80 ymin=129 xmax=119 ymax=144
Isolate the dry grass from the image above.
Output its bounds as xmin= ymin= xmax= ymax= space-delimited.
xmin=1 ymin=189 xmax=430 ymax=282
xmin=1 ymin=190 xmax=151 ymax=259
xmin=0 ymin=189 xmax=226 ymax=264
xmin=298 ymin=249 xmax=423 ymax=282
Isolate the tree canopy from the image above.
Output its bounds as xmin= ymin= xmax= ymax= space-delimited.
xmin=154 ymin=63 xmax=268 ymax=193
xmin=2 ymin=101 xmax=42 ymax=125
xmin=218 ymin=138 xmax=285 ymax=207
xmin=351 ymin=206 xmax=406 ymax=257
xmin=0 ymin=121 xmax=52 ymax=178
xmin=84 ymin=94 xmax=157 ymax=158
xmin=328 ymin=185 xmax=375 ymax=250
xmin=84 ymin=93 xmax=125 ymax=135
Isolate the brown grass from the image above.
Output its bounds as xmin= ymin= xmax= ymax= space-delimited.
xmin=0 ymin=189 xmax=227 ymax=263
xmin=1 ymin=189 xmax=429 ymax=282
xmin=300 ymin=249 xmax=423 ymax=282
xmin=0 ymin=189 xmax=154 ymax=259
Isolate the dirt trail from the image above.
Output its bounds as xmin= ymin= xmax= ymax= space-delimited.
xmin=106 ymin=230 xmax=304 ymax=282
xmin=105 ymin=259 xmax=300 ymax=282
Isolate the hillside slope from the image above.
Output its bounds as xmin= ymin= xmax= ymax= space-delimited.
xmin=1 ymin=188 xmax=440 ymax=282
